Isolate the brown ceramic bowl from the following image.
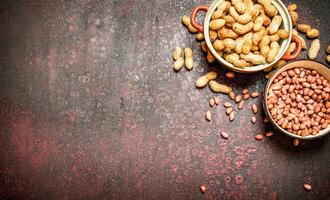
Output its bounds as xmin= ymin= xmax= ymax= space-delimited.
xmin=263 ymin=60 xmax=330 ymax=140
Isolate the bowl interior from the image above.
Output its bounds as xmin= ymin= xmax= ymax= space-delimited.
xmin=204 ymin=0 xmax=292 ymax=73
xmin=264 ymin=60 xmax=330 ymax=140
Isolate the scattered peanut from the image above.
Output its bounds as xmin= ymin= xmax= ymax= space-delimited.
xmin=172 ymin=47 xmax=182 ymax=61
xmin=265 ymin=70 xmax=275 ymax=79
xmin=303 ymin=184 xmax=312 ymax=191
xmin=287 ymin=3 xmax=297 ymax=12
xmin=173 ymin=57 xmax=184 ymax=71
xmin=229 ymin=111 xmax=235 ymax=121
xmin=255 ymin=134 xmax=264 ymax=141
xmin=251 ymin=116 xmax=257 ymax=124
xmin=327 ymin=55 xmax=330 ymax=63
xmin=226 ymin=107 xmax=233 ymax=115
xmin=184 ymin=48 xmax=194 ymax=70
xmin=251 ymin=92 xmax=260 ymax=98
xmin=263 ymin=66 xmax=273 ymax=72
xmin=306 ymin=28 xmax=320 ymax=39
xmin=196 ymin=71 xmax=218 ymax=88
xmin=243 ymin=93 xmax=250 ymax=100
xmin=206 ymin=71 xmax=217 ymax=80
xmin=209 ymin=80 xmax=232 ymax=94
xmin=293 ymin=138 xmax=300 ymax=146
xmin=196 ymin=33 xmax=205 ymax=41
xmin=308 ymin=39 xmax=320 ymax=59
xmin=228 ymin=92 xmax=236 ymax=101
xmin=296 ymin=34 xmax=307 ymax=49
xmin=286 ymin=42 xmax=297 ymax=54
xmin=200 ymin=185 xmax=207 ymax=193
xmin=265 ymin=131 xmax=273 ymax=137
xmin=225 ymin=72 xmax=235 ymax=78
xmin=221 ymin=131 xmax=230 ymax=139
xmin=210 ymin=98 xmax=215 ymax=107
xmin=292 ymin=29 xmax=298 ymax=36
xmin=235 ymin=95 xmax=242 ymax=103
xmin=238 ymin=100 xmax=244 ymax=110
xmin=289 ymin=11 xmax=299 ymax=26
xmin=201 ymin=41 xmax=208 ymax=53
xmin=273 ymin=60 xmax=286 ymax=69
xmin=207 ymin=50 xmax=215 ymax=63
xmin=214 ymin=97 xmax=221 ymax=105
xmin=196 ymin=76 xmax=209 ymax=88
xmin=297 ymin=24 xmax=311 ymax=33
xmin=251 ymin=104 xmax=258 ymax=114
xmin=326 ymin=45 xmax=330 ymax=54
xmin=205 ymin=111 xmax=212 ymax=121
xmin=224 ymin=102 xmax=232 ymax=108
xmin=182 ymin=15 xmax=198 ymax=33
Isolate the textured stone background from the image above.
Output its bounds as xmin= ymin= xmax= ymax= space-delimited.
xmin=0 ymin=0 xmax=329 ymax=199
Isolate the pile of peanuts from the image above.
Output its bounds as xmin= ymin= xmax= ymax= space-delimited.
xmin=267 ymin=68 xmax=330 ymax=136
xmin=206 ymin=0 xmax=289 ymax=68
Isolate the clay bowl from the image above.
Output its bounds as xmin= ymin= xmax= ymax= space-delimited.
xmin=263 ymin=60 xmax=330 ymax=140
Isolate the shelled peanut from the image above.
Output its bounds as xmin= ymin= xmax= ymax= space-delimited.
xmin=296 ymin=20 xmax=321 ymax=59
xmin=297 ymin=23 xmax=320 ymax=39
xmin=196 ymin=71 xmax=218 ymax=88
xmin=182 ymin=15 xmax=198 ymax=33
xmin=185 ymin=48 xmax=194 ymax=70
xmin=173 ymin=47 xmax=184 ymax=71
xmin=209 ymin=96 xmax=221 ymax=107
xmin=207 ymin=0 xmax=289 ymax=68
xmin=223 ymin=102 xmax=235 ymax=121
xmin=288 ymin=4 xmax=298 ymax=26
xmin=308 ymin=39 xmax=320 ymax=60
xmin=266 ymin=68 xmax=330 ymax=136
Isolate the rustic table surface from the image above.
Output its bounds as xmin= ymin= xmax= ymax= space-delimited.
xmin=0 ymin=0 xmax=329 ymax=199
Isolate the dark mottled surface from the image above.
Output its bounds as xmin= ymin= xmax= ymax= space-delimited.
xmin=0 ymin=0 xmax=329 ymax=199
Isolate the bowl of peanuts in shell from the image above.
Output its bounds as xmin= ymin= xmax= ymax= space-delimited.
xmin=264 ymin=60 xmax=330 ymax=140
xmin=190 ymin=0 xmax=302 ymax=73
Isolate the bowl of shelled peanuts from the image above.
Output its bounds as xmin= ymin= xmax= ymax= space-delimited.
xmin=264 ymin=60 xmax=330 ymax=140
xmin=190 ymin=0 xmax=303 ymax=73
